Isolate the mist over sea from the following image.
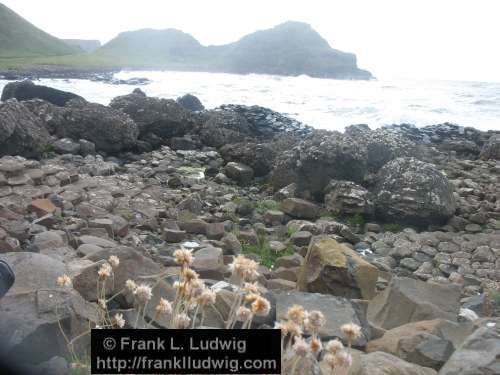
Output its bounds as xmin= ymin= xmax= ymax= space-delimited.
xmin=1 ymin=70 xmax=499 ymax=132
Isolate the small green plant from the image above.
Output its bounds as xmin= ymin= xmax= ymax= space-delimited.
xmin=347 ymin=213 xmax=366 ymax=227
xmin=383 ymin=223 xmax=403 ymax=233
xmin=319 ymin=212 xmax=339 ymax=221
xmin=491 ymin=290 xmax=500 ymax=306
xmin=287 ymin=226 xmax=299 ymax=238
xmin=41 ymin=143 xmax=56 ymax=159
xmin=242 ymin=234 xmax=294 ymax=268
xmin=255 ymin=199 xmax=280 ymax=215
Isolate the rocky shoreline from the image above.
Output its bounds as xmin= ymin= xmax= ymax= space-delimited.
xmin=0 ymin=80 xmax=499 ymax=374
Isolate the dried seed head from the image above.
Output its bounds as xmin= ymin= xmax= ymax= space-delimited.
xmin=292 ymin=337 xmax=310 ymax=357
xmin=325 ymin=339 xmax=344 ymax=354
xmin=198 ymin=288 xmax=216 ymax=306
xmin=97 ymin=262 xmax=112 ymax=279
xmin=182 ymin=268 xmax=199 ymax=282
xmin=174 ymin=313 xmax=191 ymax=328
xmin=155 ymin=297 xmax=172 ymax=315
xmin=251 ymin=296 xmax=271 ymax=316
xmin=310 ymin=337 xmax=323 ymax=354
xmin=56 ymin=274 xmax=72 ymax=287
xmin=334 ymin=350 xmax=353 ymax=368
xmin=228 ymin=255 xmax=259 ymax=281
xmin=236 ymin=306 xmax=252 ymax=322
xmin=98 ymin=299 xmax=107 ymax=309
xmin=286 ymin=304 xmax=306 ymax=325
xmin=244 ymin=292 xmax=260 ymax=304
xmin=305 ymin=310 xmax=326 ymax=332
xmin=134 ymin=283 xmax=153 ymax=304
xmin=341 ymin=323 xmax=362 ymax=343
xmin=113 ymin=313 xmax=125 ymax=328
xmin=323 ymin=353 xmax=336 ymax=369
xmin=242 ymin=282 xmax=260 ymax=294
xmin=125 ymin=279 xmax=137 ymax=292
xmin=108 ymin=255 xmax=120 ymax=268
xmin=174 ymin=248 xmax=194 ymax=266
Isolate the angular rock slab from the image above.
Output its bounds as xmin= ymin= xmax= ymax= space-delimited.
xmin=274 ymin=290 xmax=371 ymax=347
xmin=367 ymin=277 xmax=461 ymax=330
xmin=297 ymin=238 xmax=378 ymax=300
xmin=439 ymin=319 xmax=500 ymax=375
xmin=351 ymin=352 xmax=437 ymax=375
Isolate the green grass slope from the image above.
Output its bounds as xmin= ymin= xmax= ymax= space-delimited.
xmin=0 ymin=2 xmax=77 ymax=58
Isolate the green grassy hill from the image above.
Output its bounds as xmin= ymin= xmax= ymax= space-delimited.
xmin=0 ymin=2 xmax=77 ymax=58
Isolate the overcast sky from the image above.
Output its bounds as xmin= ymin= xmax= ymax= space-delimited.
xmin=3 ymin=0 xmax=500 ymax=82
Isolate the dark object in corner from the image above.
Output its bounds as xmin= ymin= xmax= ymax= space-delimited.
xmin=1 ymin=80 xmax=83 ymax=106
xmin=0 ymin=260 xmax=14 ymax=299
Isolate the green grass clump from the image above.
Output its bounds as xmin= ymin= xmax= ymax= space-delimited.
xmin=255 ymin=199 xmax=280 ymax=215
xmin=383 ymin=223 xmax=403 ymax=233
xmin=241 ymin=235 xmax=294 ymax=268
xmin=347 ymin=213 xmax=366 ymax=227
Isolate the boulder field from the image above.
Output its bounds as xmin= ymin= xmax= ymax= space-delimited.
xmin=0 ymin=81 xmax=499 ymax=374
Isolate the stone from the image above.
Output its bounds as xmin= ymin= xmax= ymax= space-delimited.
xmin=1 ymin=80 xmax=83 ymax=106
xmin=290 ymin=231 xmax=312 ymax=246
xmin=221 ymin=233 xmax=242 ymax=255
xmin=192 ymin=247 xmax=225 ymax=279
xmin=366 ymin=319 xmax=471 ymax=370
xmin=374 ymin=158 xmax=456 ymax=226
xmin=163 ymin=228 xmax=187 ymax=243
xmin=0 ymin=252 xmax=66 ymax=294
xmin=274 ymin=291 xmax=371 ymax=346
xmin=275 ymin=253 xmax=303 ymax=268
xmin=367 ymin=277 xmax=461 ymax=330
xmin=52 ymin=138 xmax=81 ymax=154
xmin=298 ymin=238 xmax=379 ymax=300
xmin=224 ymin=162 xmax=254 ymax=185
xmin=176 ymin=93 xmax=205 ymax=112
xmin=73 ymin=246 xmax=163 ymax=300
xmin=351 ymin=352 xmax=438 ymax=375
xmin=439 ymin=320 xmax=500 ymax=375
xmin=0 ymin=288 xmax=97 ymax=365
xmin=78 ymin=235 xmax=117 ymax=248
xmin=178 ymin=219 xmax=208 ymax=235
xmin=32 ymin=231 xmax=65 ymax=251
xmin=324 ymin=180 xmax=374 ymax=215
xmin=206 ymin=222 xmax=226 ymax=240
xmin=280 ymin=198 xmax=320 ymax=220
xmin=266 ymin=278 xmax=296 ymax=291
xmin=79 ymin=139 xmax=96 ymax=156
xmin=263 ymin=210 xmax=285 ymax=226
xmin=219 ymin=142 xmax=275 ymax=177
xmin=479 ymin=134 xmax=500 ymax=160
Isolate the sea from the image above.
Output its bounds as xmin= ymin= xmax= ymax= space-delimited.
xmin=1 ymin=70 xmax=499 ymax=132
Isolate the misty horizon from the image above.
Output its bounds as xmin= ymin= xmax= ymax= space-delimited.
xmin=2 ymin=0 xmax=500 ymax=83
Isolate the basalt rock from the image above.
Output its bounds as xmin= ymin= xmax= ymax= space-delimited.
xmin=479 ymin=134 xmax=500 ymax=160
xmin=176 ymin=93 xmax=205 ymax=112
xmin=0 ymin=100 xmax=51 ymax=158
xmin=110 ymin=90 xmax=197 ymax=140
xmin=373 ymin=157 xmax=456 ymax=226
xmin=324 ymin=180 xmax=374 ymax=216
xmin=219 ymin=142 xmax=275 ymax=176
xmin=1 ymin=80 xmax=83 ymax=106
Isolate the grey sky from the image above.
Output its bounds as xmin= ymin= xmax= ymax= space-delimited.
xmin=3 ymin=0 xmax=500 ymax=82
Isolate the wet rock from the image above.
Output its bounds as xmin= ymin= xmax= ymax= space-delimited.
xmin=367 ymin=277 xmax=461 ymax=330
xmin=298 ymin=238 xmax=379 ymax=299
xmin=1 ymin=80 xmax=83 ymax=106
xmin=176 ymin=93 xmax=204 ymax=112
xmin=374 ymin=158 xmax=456 ymax=226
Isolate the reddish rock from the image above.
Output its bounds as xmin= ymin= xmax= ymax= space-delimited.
xmin=28 ymin=199 xmax=57 ymax=217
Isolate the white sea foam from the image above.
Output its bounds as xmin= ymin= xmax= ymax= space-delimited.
xmin=1 ymin=70 xmax=499 ymax=131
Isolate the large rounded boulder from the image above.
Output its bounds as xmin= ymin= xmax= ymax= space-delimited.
xmin=1 ymin=80 xmax=83 ymax=106
xmin=219 ymin=142 xmax=276 ymax=176
xmin=272 ymin=131 xmax=368 ymax=198
xmin=373 ymin=157 xmax=456 ymax=226
xmin=110 ymin=89 xmax=197 ymax=140
xmin=0 ymin=100 xmax=51 ymax=158
xmin=479 ymin=134 xmax=500 ymax=160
